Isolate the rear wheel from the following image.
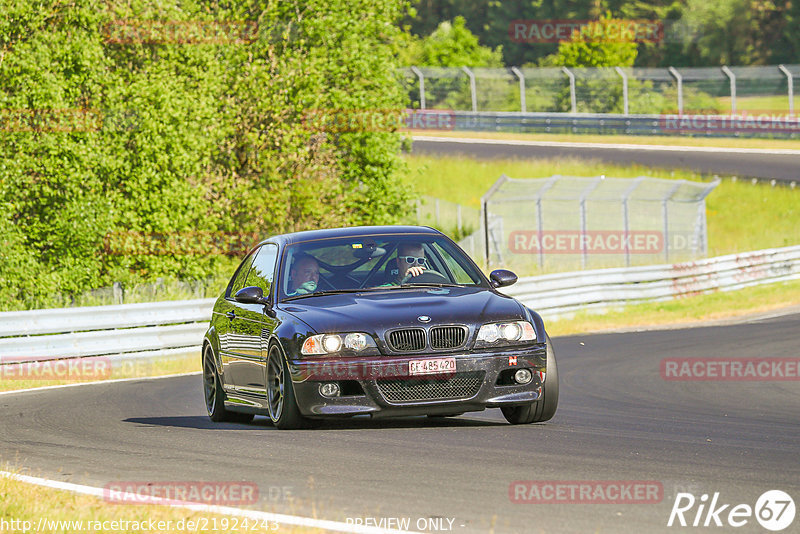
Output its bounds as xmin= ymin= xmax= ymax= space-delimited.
xmin=266 ymin=344 xmax=310 ymax=429
xmin=502 ymin=334 xmax=559 ymax=424
xmin=203 ymin=345 xmax=253 ymax=423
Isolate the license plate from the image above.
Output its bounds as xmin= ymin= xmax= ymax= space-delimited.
xmin=409 ymin=357 xmax=456 ymax=376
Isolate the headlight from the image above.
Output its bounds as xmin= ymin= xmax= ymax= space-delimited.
xmin=301 ymin=332 xmax=378 ymax=356
xmin=475 ymin=321 xmax=536 ymax=348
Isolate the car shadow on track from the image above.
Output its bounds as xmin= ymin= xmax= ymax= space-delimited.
xmin=124 ymin=415 xmax=506 ymax=431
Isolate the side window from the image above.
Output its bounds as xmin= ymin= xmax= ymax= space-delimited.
xmin=227 ymin=250 xmax=258 ymax=298
xmin=245 ymin=244 xmax=279 ymax=295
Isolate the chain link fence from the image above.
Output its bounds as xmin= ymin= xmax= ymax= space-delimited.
xmin=401 ymin=64 xmax=799 ymax=116
xmin=476 ymin=175 xmax=719 ymax=274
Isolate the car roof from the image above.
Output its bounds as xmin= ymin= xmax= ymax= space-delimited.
xmin=262 ymin=225 xmax=444 ymax=246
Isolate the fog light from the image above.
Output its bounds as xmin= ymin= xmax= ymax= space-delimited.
xmin=514 ymin=368 xmax=533 ymax=385
xmin=319 ymin=382 xmax=340 ymax=397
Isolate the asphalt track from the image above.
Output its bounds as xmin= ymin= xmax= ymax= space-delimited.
xmin=2 ymin=312 xmax=799 ymax=533
xmin=410 ymin=136 xmax=800 ymax=183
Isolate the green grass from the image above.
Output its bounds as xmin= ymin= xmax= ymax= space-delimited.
xmin=547 ymin=278 xmax=800 ymax=336
xmin=717 ymin=94 xmax=799 ymax=115
xmin=0 ymin=353 xmax=199 ymax=392
xmin=0 ymin=466 xmax=323 ymax=534
xmin=406 ymin=130 xmax=800 ymax=149
xmin=403 ymin=154 xmax=800 ymax=259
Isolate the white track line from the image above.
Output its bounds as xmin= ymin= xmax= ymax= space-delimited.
xmin=0 ymin=372 xmax=201 ymax=396
xmin=0 ymin=471 xmax=418 ymax=534
xmin=411 ymin=135 xmax=800 ymax=155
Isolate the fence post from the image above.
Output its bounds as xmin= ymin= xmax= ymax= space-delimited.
xmin=779 ymin=64 xmax=794 ymax=115
xmin=721 ymin=66 xmax=736 ymax=115
xmin=579 ymin=177 xmax=603 ymax=269
xmin=112 ymin=282 xmax=123 ymax=304
xmin=511 ymin=67 xmax=526 ymax=112
xmin=615 ymin=67 xmax=629 ymax=115
xmin=434 ymin=198 xmax=440 ymax=226
xmin=457 ymin=204 xmax=463 ymax=235
xmin=668 ymin=67 xmax=683 ymax=115
xmin=461 ymin=66 xmax=478 ymax=112
xmin=621 ymin=178 xmax=644 ymax=267
xmin=410 ymin=67 xmax=426 ymax=110
xmin=481 ymin=175 xmax=509 ymax=268
xmin=562 ymin=67 xmax=577 ymax=113
xmin=536 ymin=176 xmax=559 ymax=269
xmin=663 ymin=183 xmax=682 ymax=263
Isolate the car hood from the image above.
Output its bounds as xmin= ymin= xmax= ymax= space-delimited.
xmin=278 ymin=286 xmax=524 ymax=334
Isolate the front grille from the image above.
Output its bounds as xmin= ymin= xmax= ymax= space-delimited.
xmin=430 ymin=326 xmax=467 ymax=349
xmin=387 ymin=328 xmax=426 ymax=352
xmin=377 ymin=371 xmax=484 ymax=403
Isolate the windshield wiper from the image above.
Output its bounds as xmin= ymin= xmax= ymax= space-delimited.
xmin=399 ymin=283 xmax=466 ymax=288
xmin=282 ymin=289 xmax=365 ymax=301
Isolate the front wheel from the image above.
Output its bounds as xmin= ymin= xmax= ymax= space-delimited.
xmin=266 ymin=344 xmax=310 ymax=429
xmin=502 ymin=334 xmax=559 ymax=424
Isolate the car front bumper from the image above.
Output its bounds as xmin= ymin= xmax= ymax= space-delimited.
xmin=287 ymin=344 xmax=547 ymax=418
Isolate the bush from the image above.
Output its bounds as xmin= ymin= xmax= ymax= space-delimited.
xmin=0 ymin=0 xmax=413 ymax=309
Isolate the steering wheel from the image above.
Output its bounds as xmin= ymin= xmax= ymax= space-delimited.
xmin=402 ymin=270 xmax=449 ymax=284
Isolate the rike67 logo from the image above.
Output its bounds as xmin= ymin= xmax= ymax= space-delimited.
xmin=668 ymin=490 xmax=795 ymax=531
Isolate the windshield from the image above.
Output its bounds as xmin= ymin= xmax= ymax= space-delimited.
xmin=278 ymin=234 xmax=487 ymax=300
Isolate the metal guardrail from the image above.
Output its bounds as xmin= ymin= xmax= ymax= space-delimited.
xmin=0 ymin=245 xmax=797 ymax=365
xmin=0 ymin=298 xmax=215 ymax=337
xmin=0 ymin=299 xmax=215 ymax=365
xmin=438 ymin=111 xmax=800 ymax=138
xmin=504 ymin=245 xmax=800 ymax=317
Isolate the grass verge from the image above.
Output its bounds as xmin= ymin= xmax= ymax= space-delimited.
xmin=2 ymin=280 xmax=800 ymax=395
xmin=0 ymin=353 xmax=199 ymax=393
xmin=406 ymin=129 xmax=800 ymax=150
xmin=403 ymin=154 xmax=800 ymax=258
xmin=0 ymin=467 xmax=321 ymax=533
xmin=546 ymin=278 xmax=800 ymax=336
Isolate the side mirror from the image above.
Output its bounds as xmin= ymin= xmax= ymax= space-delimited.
xmin=490 ymin=269 xmax=518 ymax=288
xmin=234 ymin=286 xmax=268 ymax=305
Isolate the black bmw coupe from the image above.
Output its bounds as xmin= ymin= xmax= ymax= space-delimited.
xmin=202 ymin=226 xmax=558 ymax=429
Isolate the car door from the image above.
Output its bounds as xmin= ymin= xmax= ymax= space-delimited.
xmin=218 ymin=249 xmax=258 ymax=387
xmin=227 ymin=243 xmax=279 ymax=398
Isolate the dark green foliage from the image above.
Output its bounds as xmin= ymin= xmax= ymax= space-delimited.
xmin=0 ymin=0 xmax=412 ymax=309
xmin=406 ymin=0 xmax=800 ymax=68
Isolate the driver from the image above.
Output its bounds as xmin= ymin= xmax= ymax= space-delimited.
xmin=288 ymin=255 xmax=320 ymax=295
xmin=386 ymin=242 xmax=428 ymax=285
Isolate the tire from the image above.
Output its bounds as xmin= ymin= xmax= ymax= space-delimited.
xmin=502 ymin=334 xmax=559 ymax=424
xmin=266 ymin=344 xmax=310 ymax=430
xmin=203 ymin=344 xmax=254 ymax=423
